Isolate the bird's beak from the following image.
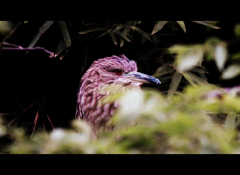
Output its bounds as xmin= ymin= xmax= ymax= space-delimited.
xmin=123 ymin=72 xmax=161 ymax=84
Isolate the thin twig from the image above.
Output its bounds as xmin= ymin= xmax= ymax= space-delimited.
xmin=0 ymin=112 xmax=21 ymax=115
xmin=31 ymin=101 xmax=43 ymax=138
xmin=43 ymin=123 xmax=45 ymax=130
xmin=7 ymin=117 xmax=18 ymax=126
xmin=2 ymin=46 xmax=56 ymax=58
xmin=44 ymin=107 xmax=55 ymax=130
xmin=46 ymin=115 xmax=55 ymax=130
xmin=2 ymin=21 xmax=56 ymax=58
xmin=2 ymin=42 xmax=23 ymax=48
xmin=22 ymin=100 xmax=40 ymax=113
xmin=6 ymin=100 xmax=40 ymax=127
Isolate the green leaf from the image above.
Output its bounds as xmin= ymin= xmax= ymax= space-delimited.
xmin=152 ymin=35 xmax=158 ymax=43
xmin=214 ymin=43 xmax=227 ymax=71
xmin=108 ymin=29 xmax=117 ymax=45
xmin=122 ymin=26 xmax=131 ymax=34
xmin=98 ymin=29 xmax=111 ymax=38
xmin=176 ymin=21 xmax=186 ymax=33
xmin=184 ymin=72 xmax=208 ymax=86
xmin=55 ymin=39 xmax=67 ymax=57
xmin=131 ymin=21 xmax=138 ymax=26
xmin=168 ymin=71 xmax=182 ymax=99
xmin=81 ymin=43 xmax=89 ymax=75
xmin=168 ymin=45 xmax=192 ymax=55
xmin=225 ymin=113 xmax=237 ymax=132
xmin=234 ymin=24 xmax=240 ymax=36
xmin=198 ymin=72 xmax=208 ymax=81
xmin=224 ymin=113 xmax=237 ymax=142
xmin=231 ymin=52 xmax=240 ymax=60
xmin=102 ymin=90 xmax=125 ymax=104
xmin=221 ymin=65 xmax=240 ymax=79
xmin=154 ymin=64 xmax=171 ymax=73
xmin=152 ymin=64 xmax=175 ymax=77
xmin=28 ymin=21 xmax=54 ymax=48
xmin=116 ymin=31 xmax=131 ymax=42
xmin=85 ymin=22 xmax=101 ymax=26
xmin=116 ymin=27 xmax=131 ymax=42
xmin=141 ymin=37 xmax=147 ymax=44
xmin=204 ymin=37 xmax=222 ymax=61
xmin=130 ymin=26 xmax=152 ymax=42
xmin=151 ymin=21 xmax=168 ymax=35
xmin=192 ymin=21 xmax=221 ymax=29
xmin=120 ymin=38 xmax=125 ymax=47
xmin=58 ymin=21 xmax=71 ymax=47
xmin=113 ymin=24 xmax=125 ymax=33
xmin=176 ymin=47 xmax=204 ymax=72
xmin=111 ymin=89 xmax=144 ymax=129
xmin=0 ymin=21 xmax=13 ymax=35
xmin=182 ymin=72 xmax=197 ymax=87
xmin=191 ymin=67 xmax=207 ymax=74
xmin=78 ymin=27 xmax=108 ymax=34
xmin=80 ymin=38 xmax=89 ymax=74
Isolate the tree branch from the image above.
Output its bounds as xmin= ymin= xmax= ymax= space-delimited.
xmin=2 ymin=21 xmax=56 ymax=58
xmin=2 ymin=42 xmax=56 ymax=58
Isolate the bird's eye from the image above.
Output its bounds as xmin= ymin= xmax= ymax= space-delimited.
xmin=115 ymin=69 xmax=122 ymax=75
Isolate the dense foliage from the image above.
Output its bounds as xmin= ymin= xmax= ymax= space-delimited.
xmin=1 ymin=21 xmax=240 ymax=153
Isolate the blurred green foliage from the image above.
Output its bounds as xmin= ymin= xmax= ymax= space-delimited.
xmin=0 ymin=21 xmax=13 ymax=35
xmin=2 ymin=84 xmax=240 ymax=154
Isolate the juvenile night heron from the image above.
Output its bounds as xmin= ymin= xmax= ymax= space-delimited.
xmin=76 ymin=55 xmax=160 ymax=133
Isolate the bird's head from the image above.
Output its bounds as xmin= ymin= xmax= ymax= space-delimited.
xmin=82 ymin=54 xmax=161 ymax=89
xmin=77 ymin=55 xmax=161 ymax=131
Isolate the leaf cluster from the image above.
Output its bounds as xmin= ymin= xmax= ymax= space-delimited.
xmin=2 ymin=83 xmax=240 ymax=154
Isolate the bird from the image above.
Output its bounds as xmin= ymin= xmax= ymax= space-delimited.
xmin=75 ymin=54 xmax=161 ymax=134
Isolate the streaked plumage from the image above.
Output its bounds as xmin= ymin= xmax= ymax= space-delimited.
xmin=76 ymin=55 xmax=160 ymax=133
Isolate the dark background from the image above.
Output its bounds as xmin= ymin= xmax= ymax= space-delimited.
xmin=0 ymin=21 xmax=239 ymax=136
